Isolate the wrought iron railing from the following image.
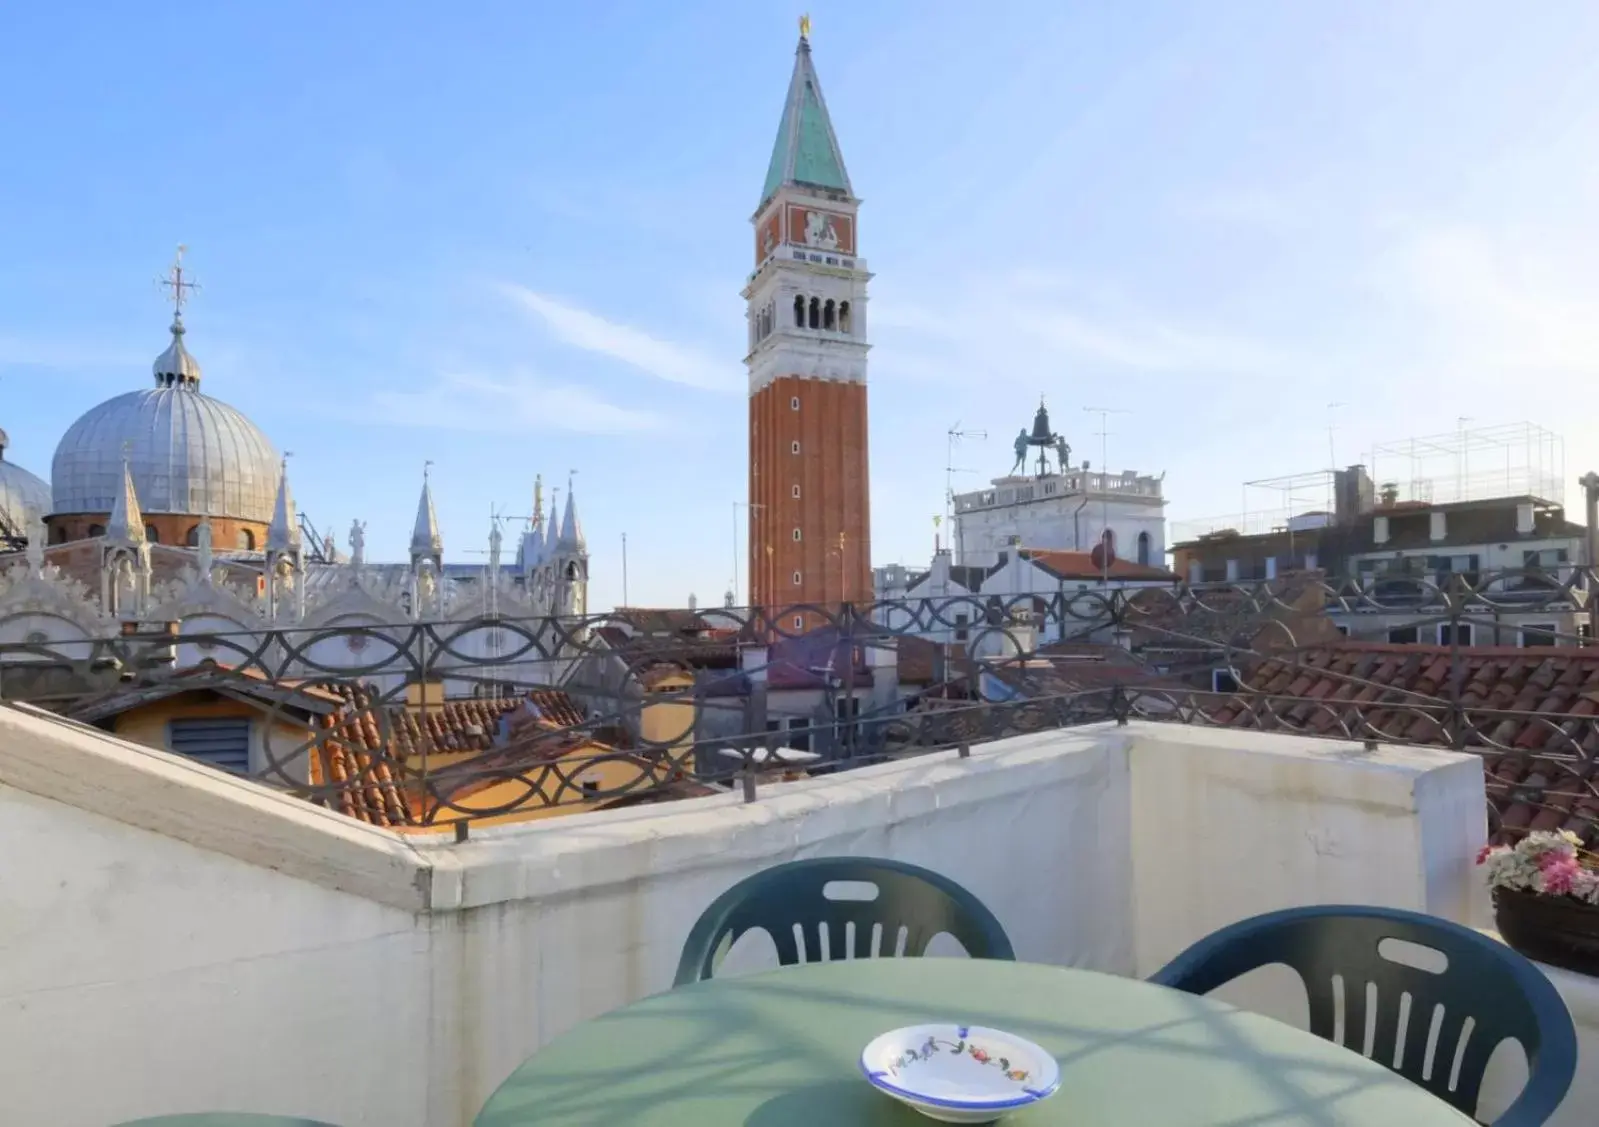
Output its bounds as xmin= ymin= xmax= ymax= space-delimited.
xmin=2 ymin=568 xmax=1595 ymax=840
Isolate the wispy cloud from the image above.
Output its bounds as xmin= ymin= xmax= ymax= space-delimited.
xmin=369 ymin=370 xmax=665 ymax=435
xmin=1374 ymin=224 xmax=1599 ymax=374
xmin=500 ymin=284 xmax=739 ymax=392
xmin=874 ymin=273 xmax=1285 ymax=382
xmin=1174 ymin=187 xmax=1306 ymax=234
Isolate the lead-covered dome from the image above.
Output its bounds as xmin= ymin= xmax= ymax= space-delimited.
xmin=0 ymin=429 xmax=51 ymax=532
xmin=50 ymin=317 xmax=281 ymax=522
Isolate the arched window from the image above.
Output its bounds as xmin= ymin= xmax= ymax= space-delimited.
xmin=48 ymin=525 xmax=66 ymax=545
xmin=1137 ymin=531 xmax=1151 ymax=566
xmin=793 ymin=295 xmax=806 ymax=327
xmin=839 ymin=300 xmax=852 ymax=333
xmin=185 ymin=525 xmax=201 ymax=547
xmin=808 ymin=296 xmax=820 ymax=329
xmin=237 ymin=528 xmax=255 ymax=550
xmin=87 ymin=523 xmax=105 ymax=538
xmin=145 ymin=524 xmax=159 ymax=543
xmin=792 ymin=527 xmax=803 ymax=541
xmin=1100 ymin=529 xmax=1116 ymax=554
xmin=565 ymin=561 xmax=580 ymax=581
xmin=792 ymin=483 xmax=801 ymax=498
xmin=823 ymin=299 xmax=836 ymax=330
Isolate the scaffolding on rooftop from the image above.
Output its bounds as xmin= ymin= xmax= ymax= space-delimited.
xmin=1170 ymin=421 xmax=1567 ymax=545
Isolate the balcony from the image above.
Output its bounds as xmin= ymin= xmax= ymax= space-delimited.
xmin=1 ymin=706 xmax=1594 ymax=1126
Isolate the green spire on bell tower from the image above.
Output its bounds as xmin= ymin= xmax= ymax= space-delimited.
xmin=759 ymin=16 xmax=853 ymax=208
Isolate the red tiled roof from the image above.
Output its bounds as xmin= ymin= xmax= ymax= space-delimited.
xmin=1207 ymin=640 xmax=1599 ymax=843
xmin=1019 ymin=549 xmax=1177 ymax=582
xmin=314 ymin=685 xmax=589 ymax=827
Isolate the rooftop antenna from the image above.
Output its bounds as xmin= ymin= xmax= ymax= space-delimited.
xmin=1083 ymin=407 xmax=1130 ymax=583
xmin=945 ymin=422 xmax=986 ymax=562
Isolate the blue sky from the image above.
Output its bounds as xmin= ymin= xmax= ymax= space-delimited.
xmin=3 ymin=1 xmax=1597 ymax=608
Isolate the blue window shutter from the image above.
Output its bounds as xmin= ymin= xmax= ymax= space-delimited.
xmin=167 ymin=718 xmax=252 ymax=774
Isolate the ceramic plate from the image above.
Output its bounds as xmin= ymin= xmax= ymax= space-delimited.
xmin=859 ymin=1023 xmax=1061 ymax=1123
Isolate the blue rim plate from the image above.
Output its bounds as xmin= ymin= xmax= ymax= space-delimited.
xmin=859 ymin=1023 xmax=1062 ymax=1115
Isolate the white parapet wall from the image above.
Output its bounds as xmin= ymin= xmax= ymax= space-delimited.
xmin=0 ymin=709 xmax=1129 ymax=1127
xmin=0 ymin=706 xmax=1586 ymax=1127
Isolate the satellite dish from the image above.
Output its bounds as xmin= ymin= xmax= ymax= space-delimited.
xmin=1090 ymin=541 xmax=1116 ymax=570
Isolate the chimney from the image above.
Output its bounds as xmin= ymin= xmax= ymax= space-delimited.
xmin=1430 ymin=511 xmax=1447 ymax=543
xmin=1379 ymin=482 xmax=1400 ymax=507
xmin=1006 ymin=608 xmax=1037 ymax=658
xmin=1516 ymin=502 xmax=1535 ymax=535
xmin=1581 ymin=472 xmax=1599 ymax=567
xmin=1373 ymin=515 xmax=1390 ymax=545
xmin=740 ymin=642 xmax=769 ymax=682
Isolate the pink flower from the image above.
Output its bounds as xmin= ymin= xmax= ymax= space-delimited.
xmin=1476 ymin=844 xmax=1494 ymax=865
xmin=1540 ymin=853 xmax=1582 ymax=896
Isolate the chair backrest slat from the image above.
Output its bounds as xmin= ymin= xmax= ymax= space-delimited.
xmin=1149 ymin=905 xmax=1577 ymax=1126
xmin=673 ymin=857 xmax=1014 ymax=986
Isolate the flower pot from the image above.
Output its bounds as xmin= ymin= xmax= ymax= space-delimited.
xmin=1493 ymin=887 xmax=1599 ymax=976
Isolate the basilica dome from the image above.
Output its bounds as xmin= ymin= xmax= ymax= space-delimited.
xmin=50 ymin=317 xmax=281 ymax=524
xmin=0 ymin=429 xmax=52 ymax=533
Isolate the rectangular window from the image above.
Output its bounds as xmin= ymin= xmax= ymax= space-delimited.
xmin=1334 ymin=624 xmax=1350 ymax=636
xmin=787 ymin=717 xmax=811 ymax=753
xmin=790 ymin=396 xmax=800 ymax=410
xmin=792 ymin=570 xmax=802 ymax=585
xmin=1211 ymin=669 xmax=1240 ymax=693
xmin=1438 ymin=623 xmax=1473 ymax=646
xmin=793 ymin=615 xmax=804 ymax=630
xmin=954 ymin=612 xmax=970 ymax=643
xmin=1387 ymin=626 xmax=1419 ymax=644
xmin=167 ymin=717 xmax=251 ymax=774
xmin=1522 ymin=623 xmax=1558 ymax=648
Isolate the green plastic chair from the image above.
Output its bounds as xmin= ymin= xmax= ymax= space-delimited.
xmin=112 ymin=1116 xmax=341 ymax=1126
xmin=1150 ymin=905 xmax=1577 ymax=1126
xmin=673 ymin=856 xmax=1015 ymax=986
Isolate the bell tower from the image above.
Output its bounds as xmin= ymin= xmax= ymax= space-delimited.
xmin=746 ymin=18 xmax=872 ymax=630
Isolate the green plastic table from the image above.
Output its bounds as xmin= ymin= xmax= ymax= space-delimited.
xmin=474 ymin=958 xmax=1476 ymax=1125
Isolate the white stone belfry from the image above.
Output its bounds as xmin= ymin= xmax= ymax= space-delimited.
xmin=101 ymin=458 xmax=151 ymax=618
xmin=265 ymin=458 xmax=304 ymax=619
xmin=552 ymin=476 xmax=588 ymax=618
xmin=409 ymin=467 xmax=444 ymax=620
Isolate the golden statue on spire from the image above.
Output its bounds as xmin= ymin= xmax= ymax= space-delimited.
xmin=799 ymin=13 xmax=811 ymax=39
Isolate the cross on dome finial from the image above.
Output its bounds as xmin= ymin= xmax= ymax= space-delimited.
xmin=799 ymin=13 xmax=810 ymax=39
xmin=159 ymin=245 xmax=200 ymax=319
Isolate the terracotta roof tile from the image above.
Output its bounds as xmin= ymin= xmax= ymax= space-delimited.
xmin=313 ymin=685 xmax=589 ymax=827
xmin=1019 ymin=548 xmax=1177 ymax=582
xmin=1209 ymin=640 xmax=1599 ymax=845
